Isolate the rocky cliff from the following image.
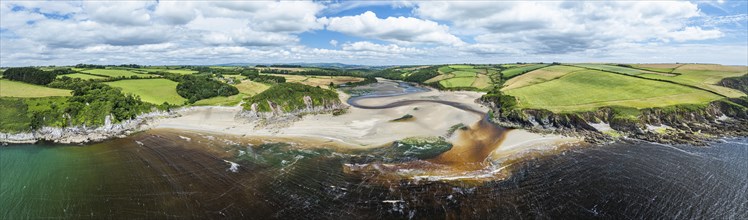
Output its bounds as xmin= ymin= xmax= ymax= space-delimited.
xmin=482 ymin=98 xmax=748 ymax=145
xmin=1 ymin=110 xmax=179 ymax=144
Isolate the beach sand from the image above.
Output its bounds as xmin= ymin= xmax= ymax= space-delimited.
xmin=150 ymin=89 xmax=580 ymax=155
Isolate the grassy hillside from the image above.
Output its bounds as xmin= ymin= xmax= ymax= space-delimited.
xmin=80 ymin=69 xmax=153 ymax=78
xmin=503 ymin=69 xmax=722 ymax=112
xmin=0 ymin=80 xmax=72 ymax=97
xmin=57 ymin=73 xmax=107 ymax=80
xmin=503 ymin=65 xmax=585 ymax=90
xmin=193 ymin=80 xmax=271 ymax=106
xmin=571 ymin=63 xmax=747 ymax=98
xmin=105 ymin=79 xmax=187 ymax=105
xmin=266 ymin=74 xmax=363 ymax=89
xmin=501 ymin=64 xmax=551 ymax=79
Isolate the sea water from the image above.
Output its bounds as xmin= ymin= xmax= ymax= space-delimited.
xmin=1 ymin=132 xmax=746 ymax=219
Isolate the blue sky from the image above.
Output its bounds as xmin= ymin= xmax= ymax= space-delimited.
xmin=1 ymin=1 xmax=746 ymax=66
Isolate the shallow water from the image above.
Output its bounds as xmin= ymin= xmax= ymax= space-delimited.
xmin=2 ymin=132 xmax=747 ymax=219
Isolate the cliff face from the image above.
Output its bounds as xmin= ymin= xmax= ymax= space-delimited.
xmin=483 ymin=98 xmax=748 ymax=145
xmin=1 ymin=110 xmax=177 ymax=144
xmin=238 ymin=95 xmax=347 ymax=120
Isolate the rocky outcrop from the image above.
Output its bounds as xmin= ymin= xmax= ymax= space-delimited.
xmin=483 ymin=98 xmax=748 ymax=145
xmin=1 ymin=109 xmax=181 ymax=144
xmin=237 ymin=95 xmax=347 ymax=122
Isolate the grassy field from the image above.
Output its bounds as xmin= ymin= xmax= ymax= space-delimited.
xmin=452 ymin=71 xmax=477 ymax=77
xmin=438 ymin=66 xmax=454 ymax=73
xmin=105 ymin=79 xmax=186 ymax=105
xmin=471 ymin=74 xmax=492 ymax=89
xmin=193 ymin=94 xmax=245 ymax=106
xmin=81 ymin=69 xmax=153 ymax=78
xmin=235 ymin=80 xmax=271 ymax=96
xmin=193 ymin=80 xmax=271 ymax=106
xmin=503 ymin=65 xmax=585 ymax=90
xmin=56 ymin=73 xmax=107 ymax=80
xmin=638 ymin=64 xmax=747 ymax=98
xmin=268 ymin=74 xmax=363 ymax=89
xmin=572 ymin=64 xmax=656 ymax=75
xmin=503 ymin=70 xmax=722 ymax=112
xmin=448 ymin=65 xmax=474 ymax=69
xmin=0 ymin=80 xmax=72 ymax=97
xmin=139 ymin=68 xmax=197 ymax=75
xmin=631 ymin=64 xmax=683 ymax=73
xmin=501 ymin=64 xmax=551 ymax=79
xmin=439 ymin=77 xmax=476 ymax=88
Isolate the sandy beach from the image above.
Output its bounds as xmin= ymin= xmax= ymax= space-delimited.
xmin=150 ymin=86 xmax=581 ymax=160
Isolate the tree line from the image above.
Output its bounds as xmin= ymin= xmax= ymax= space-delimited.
xmin=2 ymin=67 xmax=57 ymax=85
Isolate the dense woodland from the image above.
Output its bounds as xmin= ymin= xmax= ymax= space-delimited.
xmin=3 ymin=67 xmax=57 ymax=85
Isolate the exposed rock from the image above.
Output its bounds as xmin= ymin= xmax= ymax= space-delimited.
xmin=1 ymin=108 xmax=186 ymax=144
xmin=482 ymin=98 xmax=748 ymax=145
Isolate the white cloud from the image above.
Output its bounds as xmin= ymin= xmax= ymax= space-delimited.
xmin=415 ymin=1 xmax=723 ymax=53
xmin=341 ymin=41 xmax=423 ymax=54
xmin=326 ymin=11 xmax=463 ymax=45
xmin=0 ymin=1 xmax=745 ymax=66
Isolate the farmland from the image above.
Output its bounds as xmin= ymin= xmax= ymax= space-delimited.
xmin=571 ymin=63 xmax=748 ymax=98
xmin=80 ymin=69 xmax=154 ymax=78
xmin=502 ymin=69 xmax=723 ymax=112
xmin=421 ymin=65 xmax=495 ymax=90
xmin=57 ymin=73 xmax=107 ymax=80
xmin=139 ymin=68 xmax=197 ymax=75
xmin=105 ymin=79 xmax=186 ymax=105
xmin=571 ymin=64 xmax=658 ymax=76
xmin=0 ymin=80 xmax=72 ymax=97
xmin=193 ymin=80 xmax=271 ymax=106
xmin=502 ymin=65 xmax=586 ymax=90
xmin=267 ymin=74 xmax=363 ymax=89
xmin=501 ymin=64 xmax=551 ymax=79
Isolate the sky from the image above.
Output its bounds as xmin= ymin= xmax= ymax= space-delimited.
xmin=1 ymin=1 xmax=747 ymax=66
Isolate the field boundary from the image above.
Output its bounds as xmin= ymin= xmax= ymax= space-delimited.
xmin=566 ymin=64 xmax=728 ymax=98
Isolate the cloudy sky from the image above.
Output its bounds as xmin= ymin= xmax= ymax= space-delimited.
xmin=1 ymin=1 xmax=746 ymax=66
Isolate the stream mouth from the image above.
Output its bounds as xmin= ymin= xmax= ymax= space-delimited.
xmin=341 ymin=79 xmax=511 ymax=181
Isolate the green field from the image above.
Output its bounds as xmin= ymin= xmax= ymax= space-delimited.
xmin=438 ymin=66 xmax=454 ymax=73
xmin=0 ymin=80 xmax=72 ymax=97
xmin=471 ymin=74 xmax=492 ymax=89
xmin=630 ymin=64 xmax=682 ymax=73
xmin=501 ymin=64 xmax=551 ymax=79
xmin=452 ymin=71 xmax=477 ymax=77
xmin=636 ymin=64 xmax=747 ymax=98
xmin=503 ymin=65 xmax=585 ymax=90
xmin=448 ymin=65 xmax=474 ymax=69
xmin=56 ymin=73 xmax=107 ymax=80
xmin=572 ymin=64 xmax=655 ymax=75
xmin=503 ymin=70 xmax=722 ymax=112
xmin=81 ymin=69 xmax=153 ymax=78
xmin=439 ymin=77 xmax=476 ymax=88
xmin=105 ymin=79 xmax=186 ymax=105
xmin=193 ymin=94 xmax=245 ymax=106
xmin=139 ymin=68 xmax=197 ymax=75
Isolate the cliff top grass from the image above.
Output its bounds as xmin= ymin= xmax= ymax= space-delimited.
xmin=502 ymin=69 xmax=723 ymax=112
xmin=502 ymin=65 xmax=585 ymax=90
xmin=0 ymin=79 xmax=72 ymax=98
xmin=105 ymin=78 xmax=187 ymax=105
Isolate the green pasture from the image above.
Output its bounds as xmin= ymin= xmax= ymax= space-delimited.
xmin=105 ymin=79 xmax=186 ymax=105
xmin=0 ymin=80 xmax=72 ymax=98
